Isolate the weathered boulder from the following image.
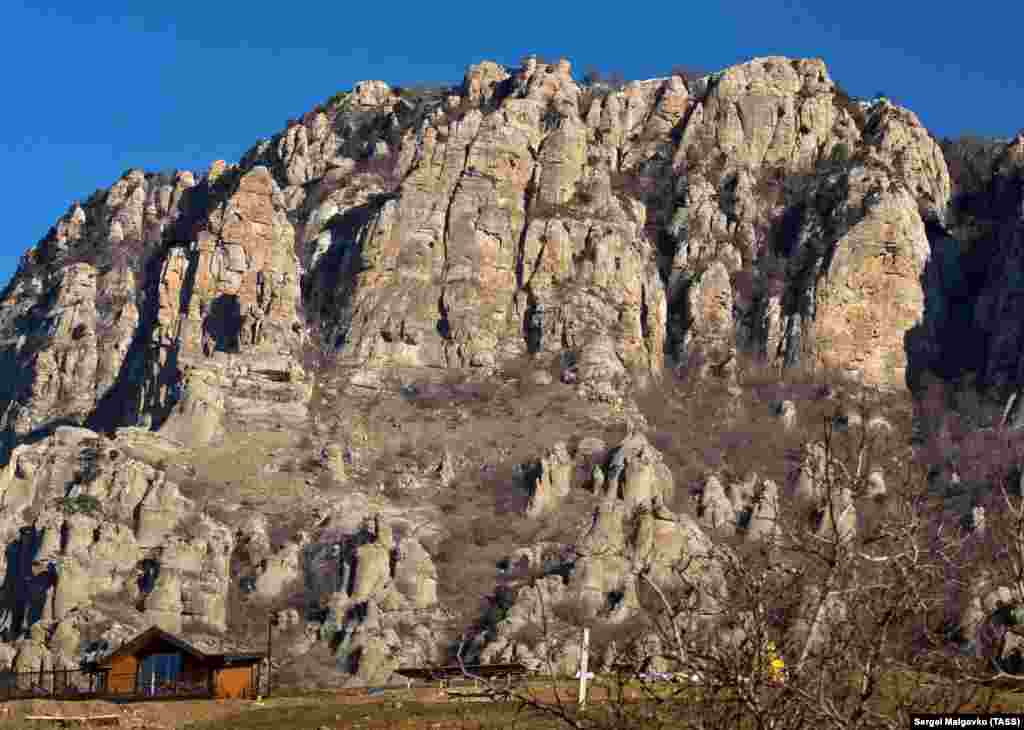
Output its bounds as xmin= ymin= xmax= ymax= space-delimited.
xmin=866 ymin=469 xmax=886 ymax=498
xmin=254 ymin=543 xmax=303 ymax=600
xmin=145 ymin=568 xmax=183 ymax=634
xmin=435 ymin=450 xmax=456 ymax=487
xmin=322 ymin=444 xmax=347 ymax=482
xmin=49 ymin=620 xmax=80 ymax=658
xmin=13 ymin=624 xmax=52 ymax=679
xmin=700 ymin=474 xmax=737 ymax=535
xmin=350 ymin=517 xmax=393 ymax=601
xmin=774 ymin=400 xmax=797 ymax=431
xmin=815 ymin=486 xmax=857 ymax=543
xmin=393 ymin=539 xmax=438 ymax=609
xmin=134 ymin=479 xmax=187 ymax=546
xmin=794 ymin=442 xmax=828 ymax=502
xmin=747 ymin=479 xmax=780 ymax=541
xmin=525 ymin=442 xmax=573 ymax=517
xmin=52 ymin=557 xmax=92 ymax=621
xmin=603 ymin=433 xmax=674 ymax=509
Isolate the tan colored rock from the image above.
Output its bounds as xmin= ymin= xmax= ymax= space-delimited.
xmin=208 ymin=159 xmax=227 ymax=183
xmin=866 ymin=469 xmax=886 ymax=498
xmin=700 ymin=474 xmax=736 ymax=535
xmin=802 ymin=188 xmax=929 ymax=390
xmin=351 ymin=520 xmax=393 ymax=601
xmin=86 ymin=523 xmax=143 ymax=595
xmin=794 ymin=442 xmax=828 ymax=503
xmin=775 ymin=400 xmax=797 ymax=431
xmin=158 ymin=369 xmax=225 ymax=447
xmin=462 ymin=61 xmax=510 ymax=105
xmin=161 ymin=538 xmax=208 ymax=575
xmin=0 ymin=445 xmax=39 ymax=515
xmin=603 ymin=433 xmax=674 ymax=509
xmin=61 ymin=513 xmax=98 ymax=556
xmin=14 ymin=626 xmax=52 ymax=679
xmin=815 ymin=486 xmax=857 ymax=543
xmin=323 ymin=444 xmax=347 ymax=482
xmin=135 ymin=479 xmax=187 ymax=546
xmin=52 ymin=557 xmax=92 ymax=620
xmin=145 ymin=568 xmax=183 ymax=634
xmin=681 ymin=260 xmax=735 ymax=372
xmin=860 ymin=101 xmax=950 ymax=221
xmin=183 ymin=578 xmax=228 ymax=632
xmin=254 ymin=543 xmax=302 ymax=599
xmin=393 ymin=539 xmax=438 ymax=609
xmin=525 ymin=442 xmax=573 ymax=517
xmin=677 ymin=57 xmax=844 ymax=174
xmin=747 ymin=479 xmax=780 ymax=542
xmin=150 ymin=165 xmax=305 ymax=435
xmin=352 ymin=81 xmax=394 ymax=108
xmin=49 ymin=620 xmax=80 ymax=657
xmin=575 ymin=500 xmax=629 ymax=614
xmin=435 ymin=450 xmax=456 ymax=487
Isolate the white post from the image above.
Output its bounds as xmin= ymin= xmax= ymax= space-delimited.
xmin=578 ymin=627 xmax=590 ymax=710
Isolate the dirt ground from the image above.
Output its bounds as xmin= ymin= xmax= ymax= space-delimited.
xmin=0 ymin=689 xmax=467 ymax=729
xmin=0 ymin=685 xmax=644 ymax=729
xmin=0 ymin=697 xmax=255 ymax=729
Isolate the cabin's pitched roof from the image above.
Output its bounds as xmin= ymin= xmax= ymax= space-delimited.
xmin=108 ymin=626 xmax=208 ymax=662
xmin=96 ymin=626 xmax=265 ymax=669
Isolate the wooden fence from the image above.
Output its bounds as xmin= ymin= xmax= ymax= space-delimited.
xmin=0 ymin=669 xmax=215 ymax=702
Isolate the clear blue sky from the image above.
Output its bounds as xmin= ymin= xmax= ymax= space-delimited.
xmin=3 ymin=0 xmax=1022 ymax=289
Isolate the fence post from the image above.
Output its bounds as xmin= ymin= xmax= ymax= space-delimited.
xmin=578 ymin=627 xmax=590 ymax=711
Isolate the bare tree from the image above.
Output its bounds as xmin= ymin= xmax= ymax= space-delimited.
xmin=457 ymin=410 xmax=998 ymax=729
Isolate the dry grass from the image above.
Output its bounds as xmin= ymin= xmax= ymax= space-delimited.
xmin=635 ymin=359 xmax=915 ymax=513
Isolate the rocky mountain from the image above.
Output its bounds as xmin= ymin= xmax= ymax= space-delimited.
xmin=0 ymin=53 xmax=1021 ymax=686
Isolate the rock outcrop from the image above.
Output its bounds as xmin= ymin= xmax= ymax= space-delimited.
xmin=2 ymin=51 xmax=1024 ymax=686
xmin=525 ymin=442 xmax=573 ymax=517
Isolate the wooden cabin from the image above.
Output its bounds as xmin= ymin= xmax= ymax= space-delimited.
xmin=92 ymin=626 xmax=264 ymax=700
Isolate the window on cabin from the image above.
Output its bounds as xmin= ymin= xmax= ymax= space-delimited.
xmin=139 ymin=653 xmax=183 ymax=691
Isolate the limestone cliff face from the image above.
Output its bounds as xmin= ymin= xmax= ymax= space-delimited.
xmin=1 ymin=52 xmax=1019 ymax=683
xmin=0 ymin=169 xmax=187 ymax=453
xmin=0 ymin=163 xmax=306 ymax=458
xmin=0 ymin=55 xmax=959 ymax=449
xmin=145 ymin=165 xmax=306 ymax=444
xmin=244 ymin=56 xmax=949 ymax=396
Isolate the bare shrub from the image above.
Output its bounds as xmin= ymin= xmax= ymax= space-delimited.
xmin=275 ymin=642 xmax=342 ymax=690
xmin=458 ymin=417 xmax=991 ymax=728
xmin=401 ymin=372 xmax=501 ymax=410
